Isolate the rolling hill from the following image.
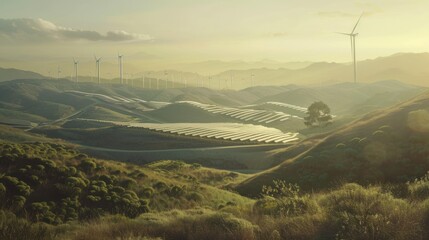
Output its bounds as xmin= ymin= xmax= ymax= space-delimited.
xmin=214 ymin=52 xmax=429 ymax=88
xmin=0 ymin=67 xmax=44 ymax=82
xmin=236 ymin=90 xmax=429 ymax=196
xmin=256 ymin=80 xmax=425 ymax=114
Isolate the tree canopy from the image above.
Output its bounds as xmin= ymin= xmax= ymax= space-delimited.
xmin=304 ymin=101 xmax=332 ymax=127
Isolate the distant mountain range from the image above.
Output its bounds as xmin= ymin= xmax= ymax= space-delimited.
xmin=170 ymin=60 xmax=312 ymax=74
xmin=214 ymin=52 xmax=429 ymax=87
xmin=2 ymin=52 xmax=429 ymax=88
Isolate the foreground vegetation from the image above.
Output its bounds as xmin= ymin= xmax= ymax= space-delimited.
xmin=1 ymin=142 xmax=429 ymax=239
xmin=4 ymin=180 xmax=429 ymax=239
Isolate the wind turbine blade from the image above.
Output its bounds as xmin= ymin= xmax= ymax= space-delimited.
xmin=336 ymin=32 xmax=352 ymax=36
xmin=351 ymin=13 xmax=363 ymax=34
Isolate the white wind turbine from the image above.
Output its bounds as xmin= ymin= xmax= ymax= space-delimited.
xmin=94 ymin=55 xmax=102 ymax=84
xmin=118 ymin=53 xmax=123 ymax=84
xmin=73 ymin=58 xmax=79 ymax=83
xmin=337 ymin=14 xmax=363 ymax=84
xmin=57 ymin=66 xmax=61 ymax=80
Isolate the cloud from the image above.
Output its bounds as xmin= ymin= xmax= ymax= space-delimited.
xmin=0 ymin=18 xmax=153 ymax=43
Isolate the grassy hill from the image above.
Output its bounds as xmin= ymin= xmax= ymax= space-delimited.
xmin=3 ymin=102 xmax=429 ymax=239
xmin=3 ymin=140 xmax=429 ymax=240
xmin=0 ymin=124 xmax=52 ymax=143
xmin=0 ymin=67 xmax=44 ymax=82
xmin=257 ymin=80 xmax=424 ymax=114
xmin=236 ymin=90 xmax=429 ymax=196
xmin=34 ymin=121 xmax=246 ymax=151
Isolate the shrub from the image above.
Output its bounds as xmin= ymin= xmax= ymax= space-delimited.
xmin=408 ymin=172 xmax=429 ymax=200
xmin=320 ymin=183 xmax=422 ymax=240
xmin=335 ymin=143 xmax=346 ymax=149
xmin=186 ymin=192 xmax=204 ymax=202
xmin=140 ymin=187 xmax=154 ymax=199
xmin=72 ymin=209 xmax=257 ymax=240
xmin=372 ymin=130 xmax=385 ymax=138
xmin=254 ymin=180 xmax=319 ymax=217
xmin=0 ymin=210 xmax=54 ymax=240
xmin=78 ymin=159 xmax=97 ymax=174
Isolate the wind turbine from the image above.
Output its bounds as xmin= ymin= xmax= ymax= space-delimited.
xmin=73 ymin=58 xmax=79 ymax=83
xmin=118 ymin=53 xmax=123 ymax=84
xmin=57 ymin=66 xmax=61 ymax=80
xmin=337 ymin=14 xmax=363 ymax=84
xmin=164 ymin=71 xmax=168 ymax=89
xmin=94 ymin=55 xmax=102 ymax=84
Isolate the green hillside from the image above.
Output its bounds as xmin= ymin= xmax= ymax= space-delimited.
xmin=0 ymin=67 xmax=44 ymax=82
xmin=3 ymin=141 xmax=429 ymax=240
xmin=236 ymin=90 xmax=429 ymax=196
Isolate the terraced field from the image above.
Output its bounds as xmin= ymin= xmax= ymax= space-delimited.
xmin=79 ymin=119 xmax=299 ymax=144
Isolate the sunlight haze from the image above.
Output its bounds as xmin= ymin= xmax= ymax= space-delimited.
xmin=1 ymin=0 xmax=428 ymax=75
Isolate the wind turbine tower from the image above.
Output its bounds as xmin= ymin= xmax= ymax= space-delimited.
xmin=73 ymin=58 xmax=79 ymax=83
xmin=94 ymin=55 xmax=102 ymax=84
xmin=118 ymin=54 xmax=124 ymax=84
xmin=57 ymin=66 xmax=61 ymax=80
xmin=337 ymin=14 xmax=363 ymax=84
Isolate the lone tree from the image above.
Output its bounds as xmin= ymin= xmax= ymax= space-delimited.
xmin=304 ymin=101 xmax=332 ymax=127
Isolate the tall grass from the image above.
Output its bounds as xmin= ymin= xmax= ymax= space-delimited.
xmin=61 ymin=182 xmax=429 ymax=240
xmin=71 ymin=209 xmax=257 ymax=240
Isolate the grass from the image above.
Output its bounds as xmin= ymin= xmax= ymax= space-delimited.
xmin=35 ymin=181 xmax=429 ymax=240
xmin=236 ymin=90 xmax=429 ymax=196
xmin=2 ymin=140 xmax=429 ymax=239
xmin=67 ymin=209 xmax=257 ymax=240
xmin=0 ymin=125 xmax=52 ymax=143
xmin=75 ymin=106 xmax=135 ymax=122
xmin=34 ymin=123 xmax=249 ymax=151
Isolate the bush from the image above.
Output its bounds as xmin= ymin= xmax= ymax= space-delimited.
xmin=335 ymin=143 xmax=346 ymax=149
xmin=254 ymin=180 xmax=319 ymax=217
xmin=320 ymin=183 xmax=422 ymax=240
xmin=372 ymin=130 xmax=385 ymax=138
xmin=0 ymin=210 xmax=54 ymax=240
xmin=73 ymin=209 xmax=257 ymax=240
xmin=409 ymin=172 xmax=429 ymax=200
xmin=78 ymin=159 xmax=97 ymax=174
xmin=186 ymin=192 xmax=204 ymax=202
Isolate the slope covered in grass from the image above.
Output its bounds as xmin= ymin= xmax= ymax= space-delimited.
xmin=0 ymin=67 xmax=44 ymax=82
xmin=75 ymin=106 xmax=135 ymax=122
xmin=236 ymin=90 xmax=429 ymax=196
xmin=0 ymin=125 xmax=52 ymax=143
xmin=0 ymin=142 xmax=251 ymax=223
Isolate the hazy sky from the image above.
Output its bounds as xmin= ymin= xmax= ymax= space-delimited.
xmin=1 ymin=0 xmax=428 ymax=72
